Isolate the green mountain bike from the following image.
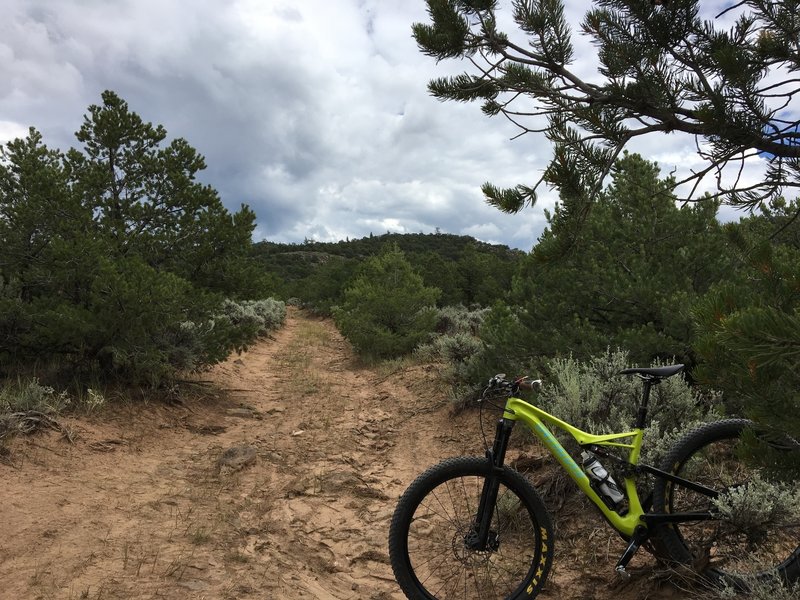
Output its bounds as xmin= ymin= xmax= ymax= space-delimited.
xmin=388 ymin=365 xmax=800 ymax=599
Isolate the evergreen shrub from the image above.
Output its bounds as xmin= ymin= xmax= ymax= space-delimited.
xmin=416 ymin=333 xmax=483 ymax=372
xmin=169 ymin=298 xmax=287 ymax=373
xmin=433 ymin=305 xmax=490 ymax=336
xmin=334 ymin=245 xmax=439 ymax=359
xmin=718 ymin=575 xmax=799 ymax=600
xmin=458 ymin=302 xmax=528 ymax=388
xmin=712 ymin=474 xmax=800 ymax=534
xmin=219 ymin=298 xmax=287 ymax=336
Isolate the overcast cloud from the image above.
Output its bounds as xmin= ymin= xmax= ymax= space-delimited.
xmin=1 ymin=1 xmax=788 ymax=250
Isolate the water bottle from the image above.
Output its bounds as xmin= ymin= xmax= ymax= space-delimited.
xmin=581 ymin=451 xmax=625 ymax=508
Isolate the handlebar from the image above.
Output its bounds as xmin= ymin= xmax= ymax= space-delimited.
xmin=485 ymin=374 xmax=542 ymax=396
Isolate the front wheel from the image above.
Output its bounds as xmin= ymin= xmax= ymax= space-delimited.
xmin=388 ymin=456 xmax=554 ymax=600
xmin=651 ymin=419 xmax=800 ymax=589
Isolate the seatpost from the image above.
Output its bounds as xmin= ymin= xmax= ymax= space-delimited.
xmin=635 ymin=378 xmax=655 ymax=429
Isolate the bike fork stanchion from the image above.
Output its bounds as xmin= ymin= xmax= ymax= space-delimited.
xmin=470 ymin=418 xmax=515 ymax=551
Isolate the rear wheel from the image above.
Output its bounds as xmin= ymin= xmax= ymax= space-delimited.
xmin=651 ymin=419 xmax=800 ymax=589
xmin=388 ymin=456 xmax=554 ymax=599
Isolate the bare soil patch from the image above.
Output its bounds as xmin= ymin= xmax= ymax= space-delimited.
xmin=1 ymin=308 xmax=688 ymax=599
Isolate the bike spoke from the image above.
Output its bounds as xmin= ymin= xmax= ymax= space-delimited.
xmin=390 ymin=457 xmax=553 ymax=600
xmin=407 ymin=476 xmax=536 ymax=598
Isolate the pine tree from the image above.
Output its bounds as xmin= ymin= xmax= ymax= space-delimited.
xmin=474 ymin=153 xmax=730 ymax=375
xmin=334 ymin=244 xmax=440 ymax=358
xmin=0 ymin=92 xmax=271 ymax=385
xmin=67 ymin=91 xmax=267 ymax=297
xmin=692 ymin=200 xmax=800 ymax=441
xmin=414 ymin=0 xmax=800 ymax=214
xmin=415 ymin=0 xmax=800 ymax=456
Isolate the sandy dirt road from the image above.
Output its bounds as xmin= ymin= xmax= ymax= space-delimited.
xmin=0 ymin=309 xmax=681 ymax=599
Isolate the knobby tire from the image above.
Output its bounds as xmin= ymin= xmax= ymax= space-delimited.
xmin=651 ymin=419 xmax=800 ymax=590
xmin=388 ymin=456 xmax=554 ymax=600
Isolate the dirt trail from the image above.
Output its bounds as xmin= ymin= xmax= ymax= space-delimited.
xmin=0 ymin=309 xmax=679 ymax=600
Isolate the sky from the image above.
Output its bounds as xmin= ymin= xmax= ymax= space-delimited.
xmin=0 ymin=0 xmax=786 ymax=251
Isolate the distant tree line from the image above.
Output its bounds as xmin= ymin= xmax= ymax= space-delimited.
xmin=252 ymin=232 xmax=525 ymax=312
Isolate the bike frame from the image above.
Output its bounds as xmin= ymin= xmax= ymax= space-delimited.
xmin=472 ymin=389 xmax=718 ymax=563
xmin=502 ymin=395 xmax=646 ymax=538
xmin=469 ymin=376 xmax=725 ymax=574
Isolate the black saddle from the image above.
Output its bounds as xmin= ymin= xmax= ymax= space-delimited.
xmin=620 ymin=364 xmax=684 ymax=379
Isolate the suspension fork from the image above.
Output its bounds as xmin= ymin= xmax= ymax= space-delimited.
xmin=470 ymin=417 xmax=515 ymax=550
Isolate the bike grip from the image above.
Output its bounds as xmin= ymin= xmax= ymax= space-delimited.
xmin=516 ymin=377 xmax=542 ymax=392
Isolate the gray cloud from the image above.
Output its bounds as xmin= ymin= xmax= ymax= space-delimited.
xmin=1 ymin=1 xmax=782 ymax=251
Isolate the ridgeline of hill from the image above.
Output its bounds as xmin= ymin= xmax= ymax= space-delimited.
xmin=252 ymin=233 xmax=526 ymax=310
xmin=253 ymin=232 xmax=523 ymax=262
